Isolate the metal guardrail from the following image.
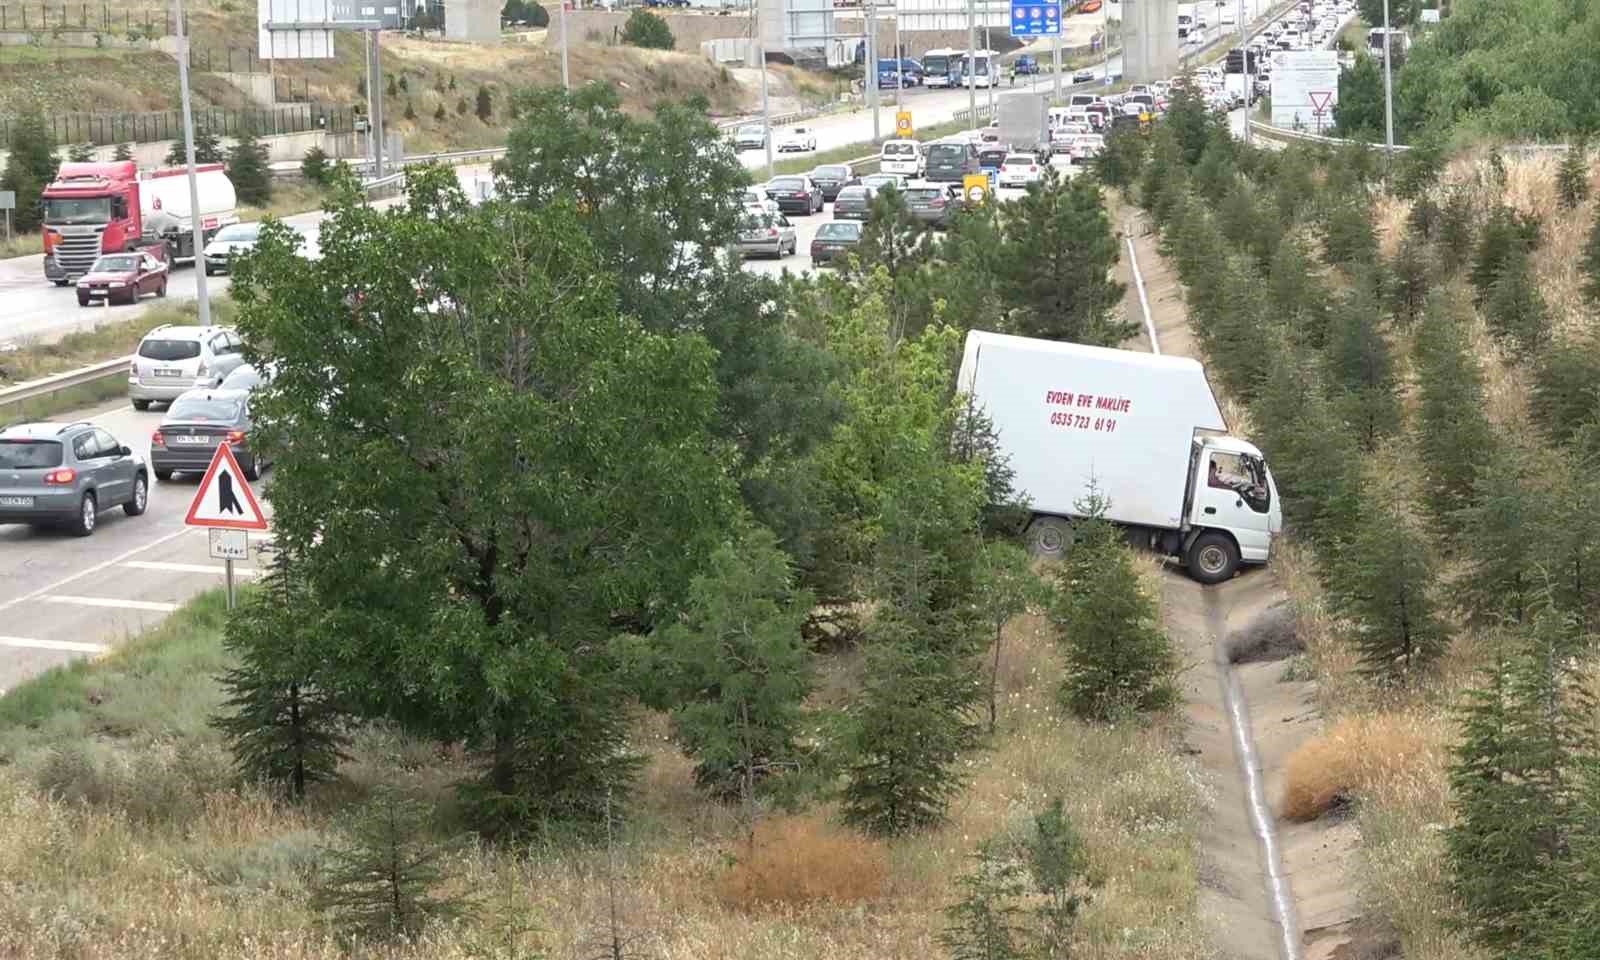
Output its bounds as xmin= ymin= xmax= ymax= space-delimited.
xmin=0 ymin=356 xmax=129 ymax=413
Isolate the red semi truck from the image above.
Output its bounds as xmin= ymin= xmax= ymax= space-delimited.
xmin=40 ymin=161 xmax=239 ymax=285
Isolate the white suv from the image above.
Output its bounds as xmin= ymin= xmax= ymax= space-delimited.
xmin=128 ymin=324 xmax=248 ymax=410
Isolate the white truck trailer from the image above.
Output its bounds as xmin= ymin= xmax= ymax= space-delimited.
xmin=957 ymin=331 xmax=1283 ymax=583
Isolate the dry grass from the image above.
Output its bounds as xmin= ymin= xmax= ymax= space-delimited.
xmin=237 ymin=181 xmax=326 ymax=223
xmin=0 ymin=297 xmax=237 ymax=385
xmin=0 ymin=587 xmax=1222 ymax=960
xmin=716 ymin=815 xmax=888 ymax=909
xmin=1280 ymin=713 xmax=1448 ymax=821
xmin=0 ymin=230 xmax=41 ymax=260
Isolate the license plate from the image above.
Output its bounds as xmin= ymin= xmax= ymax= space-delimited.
xmin=0 ymin=495 xmax=33 ymax=508
xmin=155 ymin=368 xmax=184 ymax=378
xmin=173 ymin=435 xmax=212 ymax=444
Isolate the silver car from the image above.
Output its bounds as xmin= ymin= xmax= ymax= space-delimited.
xmin=202 ymin=221 xmax=262 ymax=276
xmin=0 ymin=421 xmax=149 ymax=536
xmin=735 ymin=211 xmax=798 ymax=259
xmin=128 ymin=324 xmax=248 ymax=409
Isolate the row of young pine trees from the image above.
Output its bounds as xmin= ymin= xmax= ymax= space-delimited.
xmin=1109 ymin=81 xmax=1600 ymax=959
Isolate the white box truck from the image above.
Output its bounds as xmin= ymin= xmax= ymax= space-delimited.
xmin=957 ymin=331 xmax=1283 ymax=583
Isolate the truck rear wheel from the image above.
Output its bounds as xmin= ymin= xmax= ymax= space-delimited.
xmin=1025 ymin=515 xmax=1075 ymax=561
xmin=1186 ymin=531 xmax=1240 ymax=585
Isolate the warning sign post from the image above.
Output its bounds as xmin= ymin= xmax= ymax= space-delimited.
xmin=184 ymin=443 xmax=268 ymax=609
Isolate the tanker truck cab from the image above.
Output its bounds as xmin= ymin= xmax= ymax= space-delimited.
xmin=956 ymin=330 xmax=1284 ymax=585
xmin=41 ymin=161 xmax=142 ymax=285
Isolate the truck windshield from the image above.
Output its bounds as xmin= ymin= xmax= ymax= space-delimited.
xmin=44 ymin=197 xmax=112 ymax=225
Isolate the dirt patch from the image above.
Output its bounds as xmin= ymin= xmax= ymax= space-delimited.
xmin=1227 ymin=600 xmax=1304 ymax=665
xmin=1315 ymin=916 xmax=1402 ymax=960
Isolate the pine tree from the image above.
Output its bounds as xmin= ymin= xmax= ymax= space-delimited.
xmin=1542 ymin=441 xmax=1600 ymax=632
xmin=112 ymin=142 xmax=134 ymax=161
xmin=996 ymin=170 xmax=1130 ymax=346
xmin=974 ymin=541 xmax=1045 ymax=733
xmin=300 ymin=145 xmax=330 ymax=186
xmin=386 ymin=75 xmax=397 ymax=97
xmin=1447 ymin=602 xmax=1598 ymax=952
xmin=1385 ymin=231 xmax=1431 ymax=328
xmin=1435 ymin=186 xmax=1476 ymax=276
xmin=67 ymin=142 xmax=94 ymax=162
xmin=1266 ymin=236 xmax=1330 ymax=346
xmin=404 ymin=99 xmax=418 ymax=122
xmin=1406 ymin=193 xmax=1440 ymax=241
xmin=1471 ymin=204 xmax=1538 ymax=306
xmin=1412 ymin=292 xmax=1496 ymax=537
xmin=1049 ymin=491 xmax=1178 ymax=721
xmin=456 ymin=96 xmax=469 ymax=116
xmin=642 ymin=527 xmax=815 ymax=803
xmin=1025 ymin=798 xmax=1092 ymax=954
xmin=195 ymin=126 xmax=225 ymax=164
xmin=212 ymin=552 xmax=351 ymax=801
xmin=1452 ymin=445 xmax=1550 ymax=626
xmin=313 ymin=787 xmax=472 ymax=940
xmin=398 ymin=73 xmax=409 ymax=93
xmin=1331 ymin=493 xmax=1447 ymax=683
xmin=357 ymin=74 xmax=367 ymax=98
xmin=1216 ymin=176 xmax=1260 ymax=254
xmin=448 ymin=73 xmax=457 ymax=91
xmin=475 ymin=85 xmax=493 ymax=122
xmin=226 ymin=124 xmax=272 ymax=207
xmin=1320 ymin=199 xmax=1378 ymax=268
xmin=1557 ymin=139 xmax=1589 ymax=210
xmin=1581 ymin=198 xmax=1600 ymax=308
xmin=434 ymin=101 xmax=448 ymax=121
xmin=1485 ymin=243 xmax=1551 ymax=361
xmin=435 ymin=73 xmax=446 ymax=93
xmin=939 ymin=840 xmax=1028 ymax=960
xmin=1323 ymin=274 xmax=1401 ymax=452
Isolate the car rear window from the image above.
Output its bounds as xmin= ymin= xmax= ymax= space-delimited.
xmin=979 ymin=150 xmax=1007 ymax=164
xmin=168 ymin=397 xmax=242 ymax=421
xmin=0 ymin=439 xmax=64 ymax=468
xmin=906 ymin=188 xmax=942 ymax=201
xmin=817 ymin=222 xmax=861 ymax=239
xmin=770 ymin=178 xmax=804 ymax=190
xmin=814 ymin=166 xmax=850 ymax=178
xmin=138 ymin=338 xmax=202 ymax=361
xmin=884 ymin=142 xmax=915 ymax=155
xmin=927 ymin=144 xmax=966 ymax=163
xmin=837 ymin=187 xmax=869 ymax=200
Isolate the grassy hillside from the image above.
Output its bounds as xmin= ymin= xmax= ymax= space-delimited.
xmin=0 ymin=0 xmax=748 ymax=151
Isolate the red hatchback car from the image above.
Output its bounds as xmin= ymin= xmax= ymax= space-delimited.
xmin=76 ymin=251 xmax=168 ymax=307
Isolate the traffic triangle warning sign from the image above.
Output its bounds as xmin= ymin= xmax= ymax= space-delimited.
xmin=1309 ymin=91 xmax=1333 ymax=113
xmin=184 ymin=443 xmax=268 ymax=531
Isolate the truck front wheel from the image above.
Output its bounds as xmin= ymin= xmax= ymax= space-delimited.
xmin=1025 ymin=515 xmax=1075 ymax=561
xmin=1186 ymin=531 xmax=1240 ymax=585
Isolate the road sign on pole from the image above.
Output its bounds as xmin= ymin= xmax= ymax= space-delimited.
xmin=1309 ymin=90 xmax=1332 ymax=134
xmin=184 ymin=443 xmax=269 ymax=532
xmin=1009 ymin=0 xmax=1061 ymax=37
xmin=895 ymin=110 xmax=913 ymax=137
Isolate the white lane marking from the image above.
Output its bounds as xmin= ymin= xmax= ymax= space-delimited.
xmin=0 ymin=525 xmax=196 ymax=614
xmin=45 ymin=596 xmax=180 ymax=613
xmin=123 ymin=560 xmax=258 ymax=577
xmin=0 ymin=636 xmax=109 ymax=654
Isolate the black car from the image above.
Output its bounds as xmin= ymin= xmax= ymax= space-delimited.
xmin=810 ymin=220 xmax=864 ymax=266
xmin=150 ymin=388 xmax=270 ymax=481
xmin=808 ymin=164 xmax=854 ymax=202
xmin=763 ymin=175 xmax=824 ymax=215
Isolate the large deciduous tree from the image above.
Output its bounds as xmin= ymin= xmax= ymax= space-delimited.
xmin=229 ymin=168 xmax=739 ymax=836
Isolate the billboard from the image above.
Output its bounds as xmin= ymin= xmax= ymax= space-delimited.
xmin=1269 ymin=49 xmax=1340 ymax=133
xmin=258 ymin=0 xmax=337 ymax=60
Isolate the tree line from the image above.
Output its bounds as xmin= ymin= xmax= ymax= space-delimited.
xmin=1111 ymin=75 xmax=1600 ymax=959
xmin=215 ymin=82 xmax=1174 ymax=945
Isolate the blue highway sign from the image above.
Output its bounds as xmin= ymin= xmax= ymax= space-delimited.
xmin=1009 ymin=0 xmax=1061 ymax=37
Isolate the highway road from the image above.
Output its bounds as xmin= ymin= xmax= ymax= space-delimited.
xmin=0 ymin=394 xmax=274 ymax=694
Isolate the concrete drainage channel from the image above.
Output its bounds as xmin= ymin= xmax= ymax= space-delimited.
xmin=1124 ymin=227 xmax=1304 ymax=960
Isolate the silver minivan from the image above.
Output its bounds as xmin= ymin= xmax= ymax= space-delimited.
xmin=128 ymin=324 xmax=248 ymax=410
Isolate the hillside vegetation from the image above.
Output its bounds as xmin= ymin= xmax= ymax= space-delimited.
xmin=1109 ymin=81 xmax=1600 ymax=959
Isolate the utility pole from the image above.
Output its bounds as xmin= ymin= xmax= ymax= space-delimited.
xmin=867 ymin=0 xmax=880 ymax=141
xmin=966 ymin=0 xmax=976 ymax=132
xmin=1240 ymin=0 xmax=1250 ymax=145
xmin=559 ymin=0 xmax=569 ymax=89
xmin=366 ymin=29 xmax=384 ymax=179
xmin=894 ymin=4 xmax=903 ymax=108
xmin=1052 ymin=34 xmax=1061 ymax=101
xmin=172 ymin=0 xmax=208 ymax=326
xmin=983 ymin=19 xmax=993 ymax=117
xmin=756 ymin=0 xmax=773 ymax=180
xmin=1381 ymin=0 xmax=1394 ymax=162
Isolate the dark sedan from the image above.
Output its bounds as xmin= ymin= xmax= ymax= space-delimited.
xmin=150 ymin=388 xmax=269 ymax=481
xmin=808 ymin=164 xmax=854 ymax=202
xmin=763 ymin=176 xmax=824 ymax=215
xmin=832 ymin=184 xmax=879 ymax=220
xmin=811 ymin=220 xmax=864 ymax=266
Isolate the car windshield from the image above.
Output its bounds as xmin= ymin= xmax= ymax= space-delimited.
xmin=738 ymin=125 xmax=764 ymax=136
xmin=90 ymin=255 xmax=139 ymax=272
xmin=43 ymin=197 xmax=111 ymax=225
xmin=167 ymin=397 xmax=242 ymax=422
xmin=884 ymin=142 xmax=915 ymax=155
xmin=813 ymin=165 xmax=850 ymax=178
xmin=215 ymin=223 xmax=260 ymax=242
xmin=817 ymin=222 xmax=861 ymax=239
xmin=0 ymin=439 xmax=63 ymax=469
xmin=769 ymin=178 xmax=804 ymax=190
xmin=138 ymin=338 xmax=202 ymax=361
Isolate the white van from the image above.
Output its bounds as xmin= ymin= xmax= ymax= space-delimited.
xmin=879 ymin=139 xmax=923 ymax=177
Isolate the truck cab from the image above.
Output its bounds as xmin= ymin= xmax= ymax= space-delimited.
xmin=41 ymin=162 xmax=143 ymax=285
xmin=1184 ymin=436 xmax=1282 ymax=581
